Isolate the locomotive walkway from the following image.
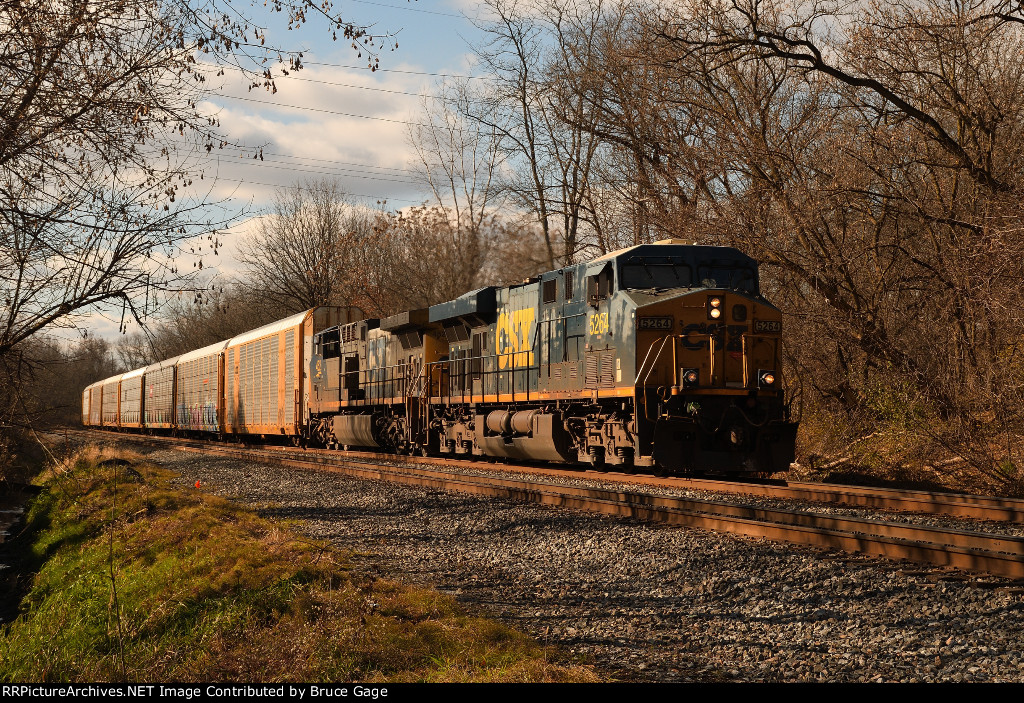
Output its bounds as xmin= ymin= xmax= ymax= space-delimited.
xmin=77 ymin=429 xmax=1024 ymax=580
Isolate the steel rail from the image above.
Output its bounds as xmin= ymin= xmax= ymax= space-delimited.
xmin=237 ymin=442 xmax=1024 ymax=523
xmin=77 ymin=430 xmax=1024 ymax=579
xmin=294 ymin=447 xmax=1024 ymax=523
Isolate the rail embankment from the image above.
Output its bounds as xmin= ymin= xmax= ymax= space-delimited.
xmin=0 ymin=446 xmax=597 ymax=683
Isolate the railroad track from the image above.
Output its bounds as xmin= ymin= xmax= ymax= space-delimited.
xmin=323 ymin=449 xmax=1024 ymax=523
xmin=71 ymin=429 xmax=1024 ymax=579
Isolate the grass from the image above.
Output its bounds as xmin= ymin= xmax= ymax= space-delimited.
xmin=0 ymin=446 xmax=600 ymax=683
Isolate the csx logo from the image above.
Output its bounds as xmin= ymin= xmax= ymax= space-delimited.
xmin=497 ymin=308 xmax=535 ymax=369
xmin=588 ymin=312 xmax=609 ymax=336
xmin=681 ymin=322 xmax=746 ymax=351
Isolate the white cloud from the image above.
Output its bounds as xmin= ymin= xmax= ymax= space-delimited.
xmin=184 ymin=60 xmax=433 ymax=209
xmin=64 ymin=4 xmax=495 ymax=346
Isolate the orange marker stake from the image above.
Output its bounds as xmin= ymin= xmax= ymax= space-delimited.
xmin=195 ymin=480 xmax=201 ymax=488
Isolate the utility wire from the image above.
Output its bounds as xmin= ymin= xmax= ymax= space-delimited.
xmin=260 ymin=150 xmax=418 ymax=174
xmin=139 ymin=145 xmax=420 ymax=176
xmin=344 ymin=0 xmax=466 ymax=18
xmin=301 ymin=60 xmax=492 ymax=80
xmin=220 ymin=156 xmax=418 ymax=184
xmin=214 ymin=93 xmax=433 ymax=126
xmin=205 ymin=175 xmax=426 ymax=204
xmin=217 ymin=154 xmax=492 ymax=189
xmin=214 ymin=62 xmax=446 ymax=99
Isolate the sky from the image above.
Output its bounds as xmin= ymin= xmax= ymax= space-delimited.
xmin=84 ymin=0 xmax=494 ymax=341
xmin=199 ymin=0 xmax=488 ymax=208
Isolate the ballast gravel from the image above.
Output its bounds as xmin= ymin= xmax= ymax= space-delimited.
xmin=145 ymin=448 xmax=1024 ymax=683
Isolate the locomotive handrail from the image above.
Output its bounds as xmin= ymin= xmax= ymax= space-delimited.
xmin=636 ymin=335 xmax=673 ymax=388
xmin=636 ymin=332 xmax=716 ymax=422
xmin=335 ymin=317 xmax=547 ymax=408
xmin=739 ymin=333 xmax=778 ymax=388
xmin=637 ymin=332 xmax=717 ymax=389
xmin=343 ymin=359 xmax=419 ymax=404
xmin=423 ymin=351 xmax=541 ymax=406
xmin=636 ymin=335 xmax=674 ymax=423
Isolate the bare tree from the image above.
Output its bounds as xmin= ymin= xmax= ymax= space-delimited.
xmin=0 ymin=0 xmax=395 ymax=469
xmin=237 ymin=179 xmax=382 ymax=313
xmin=405 ymin=81 xmax=506 ymax=300
xmin=0 ymin=0 xmax=388 ymax=356
xmin=464 ymin=0 xmax=615 ymax=267
xmin=409 ymin=80 xmax=507 ymax=247
xmin=626 ymin=0 xmax=1024 ymax=482
xmin=116 ymin=282 xmax=292 ymax=366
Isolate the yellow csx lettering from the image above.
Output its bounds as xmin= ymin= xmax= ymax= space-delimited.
xmin=496 ymin=308 xmax=535 ymax=369
xmin=588 ymin=312 xmax=609 ymax=336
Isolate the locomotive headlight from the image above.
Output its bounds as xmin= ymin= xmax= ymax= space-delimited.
xmin=758 ymin=370 xmax=777 ymax=388
xmin=682 ymin=368 xmax=699 ymax=387
xmin=707 ymin=296 xmax=723 ymax=320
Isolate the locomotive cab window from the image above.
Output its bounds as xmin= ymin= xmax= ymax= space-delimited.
xmin=319 ymin=328 xmax=341 ymax=359
xmin=587 ymin=263 xmax=614 ymax=307
xmin=542 ymin=278 xmax=557 ymax=304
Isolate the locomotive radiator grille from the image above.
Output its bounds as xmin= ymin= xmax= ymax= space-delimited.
xmin=600 ymin=352 xmax=616 ymax=388
xmin=586 ymin=351 xmax=617 ymax=389
xmin=586 ymin=353 xmax=599 ymax=388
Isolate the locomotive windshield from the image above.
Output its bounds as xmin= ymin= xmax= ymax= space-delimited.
xmin=697 ymin=265 xmax=758 ymax=294
xmin=619 ymin=256 xmax=759 ymax=294
xmin=620 ymin=258 xmax=693 ymax=289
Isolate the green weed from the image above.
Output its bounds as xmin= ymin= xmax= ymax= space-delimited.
xmin=0 ymin=447 xmax=599 ymax=683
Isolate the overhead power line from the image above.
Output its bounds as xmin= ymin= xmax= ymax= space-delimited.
xmin=222 ymin=155 xmax=418 ymax=184
xmin=214 ymin=62 xmax=445 ymax=99
xmin=138 ymin=146 xmax=421 ymax=177
xmin=214 ymin=93 xmax=432 ymax=126
xmin=204 ymin=176 xmax=426 ymax=205
xmin=259 ymin=150 xmax=418 ymax=174
xmin=301 ymin=60 xmax=492 ymax=81
xmin=270 ymin=74 xmax=439 ymax=99
xmin=345 ymin=0 xmax=466 ymax=18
